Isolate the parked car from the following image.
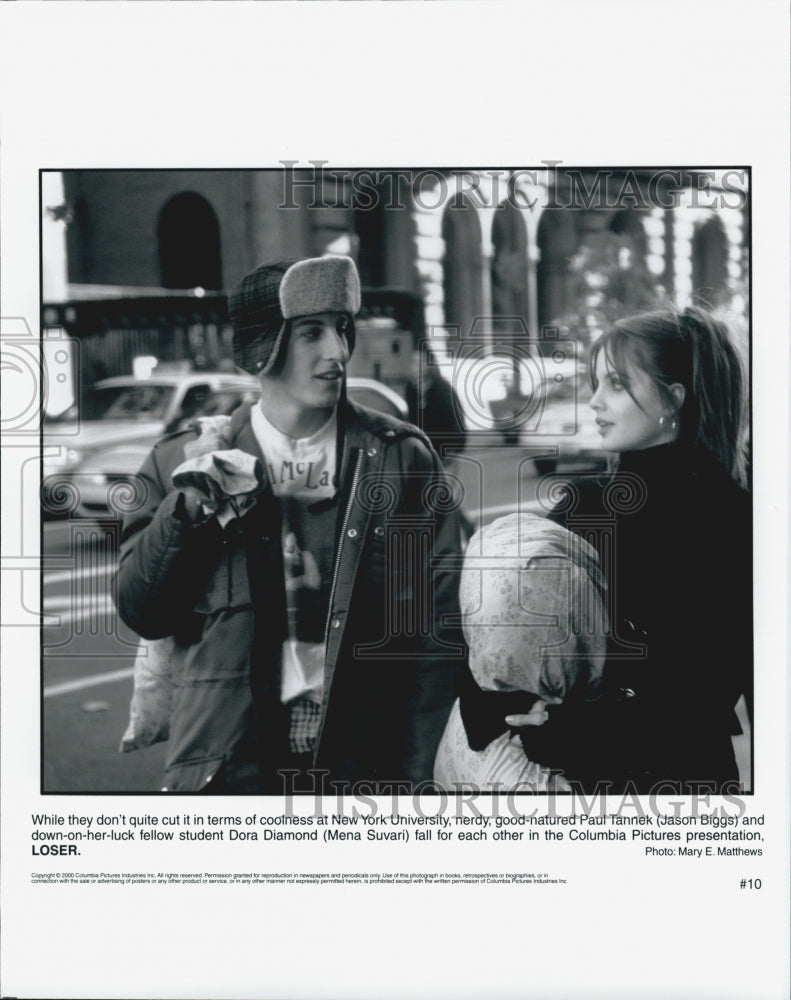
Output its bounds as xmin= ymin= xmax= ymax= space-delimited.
xmin=523 ymin=394 xmax=608 ymax=475
xmin=42 ymin=371 xmax=260 ymax=517
xmin=42 ymin=373 xmax=409 ymax=518
xmin=344 ymin=377 xmax=408 ymax=420
xmin=483 ymin=360 xmax=606 ymax=473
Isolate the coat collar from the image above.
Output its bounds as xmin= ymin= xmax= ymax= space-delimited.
xmin=227 ymin=396 xmax=418 ymax=457
xmin=225 ymin=398 xmax=397 ymax=503
xmin=228 ymin=401 xmax=265 ymax=463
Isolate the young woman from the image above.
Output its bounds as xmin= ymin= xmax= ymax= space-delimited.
xmin=521 ymin=305 xmax=752 ymax=795
xmin=436 ymin=305 xmax=751 ymax=796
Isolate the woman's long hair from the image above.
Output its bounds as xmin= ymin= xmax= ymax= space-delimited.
xmin=588 ymin=306 xmax=749 ymax=487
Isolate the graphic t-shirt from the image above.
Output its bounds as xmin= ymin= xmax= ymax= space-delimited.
xmin=250 ymin=404 xmax=337 ymax=714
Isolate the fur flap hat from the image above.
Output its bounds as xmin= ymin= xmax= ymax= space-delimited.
xmin=230 ymin=255 xmax=361 ymax=375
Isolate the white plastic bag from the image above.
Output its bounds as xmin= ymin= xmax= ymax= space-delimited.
xmin=119 ymin=636 xmax=179 ymax=753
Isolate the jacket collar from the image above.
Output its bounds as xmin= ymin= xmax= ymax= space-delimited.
xmin=228 ymin=396 xmax=415 ymax=454
xmin=225 ymin=395 xmax=418 ymax=499
xmin=227 ymin=400 xmax=264 ymax=463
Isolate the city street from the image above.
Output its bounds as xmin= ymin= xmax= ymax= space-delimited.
xmin=41 ymin=445 xmax=751 ymax=794
xmin=42 ymin=517 xmax=166 ymax=792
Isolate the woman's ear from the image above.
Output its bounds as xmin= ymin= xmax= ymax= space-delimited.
xmin=668 ymin=382 xmax=686 ymax=412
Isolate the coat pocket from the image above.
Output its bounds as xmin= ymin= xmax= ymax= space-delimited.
xmin=179 ymin=607 xmax=254 ymax=684
xmin=162 ymin=753 xmax=226 ymax=792
xmin=193 ymin=543 xmax=252 ymax=613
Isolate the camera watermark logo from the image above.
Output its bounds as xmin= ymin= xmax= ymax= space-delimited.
xmin=2 ymin=317 xmax=135 ymax=655
xmin=418 ymin=320 xmax=586 ymax=448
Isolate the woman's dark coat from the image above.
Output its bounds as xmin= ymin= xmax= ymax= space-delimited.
xmin=525 ymin=444 xmax=752 ymax=795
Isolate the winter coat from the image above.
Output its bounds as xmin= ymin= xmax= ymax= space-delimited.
xmin=113 ymin=399 xmax=466 ymax=793
xmin=530 ymin=443 xmax=752 ymax=794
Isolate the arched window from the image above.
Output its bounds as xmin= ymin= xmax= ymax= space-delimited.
xmin=491 ymin=202 xmax=528 ymax=332
xmin=354 ymin=195 xmax=386 ymax=287
xmin=354 ymin=175 xmax=420 ymax=291
xmin=610 ymin=208 xmax=648 ymax=265
xmin=441 ymin=196 xmax=482 ymax=333
xmin=536 ymin=211 xmax=575 ymax=330
xmin=158 ymin=192 xmax=222 ymax=290
xmin=692 ymin=215 xmax=728 ymax=307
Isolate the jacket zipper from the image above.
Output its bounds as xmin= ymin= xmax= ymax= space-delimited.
xmin=323 ymin=447 xmax=364 ymax=655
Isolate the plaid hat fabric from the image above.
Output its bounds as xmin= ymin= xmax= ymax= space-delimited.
xmin=229 ymin=258 xmax=295 ymax=375
xmin=228 ymin=260 xmax=295 ymax=375
xmin=229 ymin=256 xmax=361 ymax=376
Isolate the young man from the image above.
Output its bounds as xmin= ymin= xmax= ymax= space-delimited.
xmin=115 ymin=256 xmax=466 ymax=794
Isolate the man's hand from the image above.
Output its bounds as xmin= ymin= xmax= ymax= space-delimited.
xmin=179 ymin=485 xmax=254 ymax=527
xmin=183 ymin=422 xmax=232 ymax=459
xmin=179 ymin=485 xmax=216 ymax=524
xmin=505 ymin=700 xmax=550 ymax=728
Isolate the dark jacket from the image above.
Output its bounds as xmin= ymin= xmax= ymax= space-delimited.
xmin=114 ymin=399 xmax=466 ymax=793
xmin=524 ymin=444 xmax=752 ymax=795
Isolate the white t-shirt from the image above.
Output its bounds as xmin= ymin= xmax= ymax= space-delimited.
xmin=251 ymin=404 xmax=337 ymax=706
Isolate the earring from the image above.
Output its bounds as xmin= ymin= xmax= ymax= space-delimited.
xmin=659 ymin=414 xmax=678 ymax=435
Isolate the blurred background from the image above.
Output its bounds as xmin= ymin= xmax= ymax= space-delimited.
xmin=39 ymin=166 xmax=751 ymax=792
xmin=41 ymin=167 xmax=748 ymax=423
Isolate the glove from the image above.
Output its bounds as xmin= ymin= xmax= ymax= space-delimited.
xmin=172 ymin=449 xmax=263 ymax=526
xmin=182 ymin=415 xmax=234 ymax=460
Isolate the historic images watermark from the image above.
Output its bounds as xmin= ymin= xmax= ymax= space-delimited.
xmin=277 ymin=773 xmax=750 ymax=821
xmin=279 ymin=161 xmax=748 ymax=213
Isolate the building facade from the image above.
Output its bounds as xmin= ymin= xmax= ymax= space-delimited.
xmin=43 ymin=166 xmax=749 ymax=389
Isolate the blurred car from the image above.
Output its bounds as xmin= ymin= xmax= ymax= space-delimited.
xmin=344 ymin=377 xmax=408 ymax=420
xmin=42 ymin=371 xmax=261 ymax=517
xmin=523 ymin=395 xmax=608 ymax=475
xmin=42 ymin=373 xmax=409 ymax=518
xmin=484 ymin=360 xmax=607 ymax=473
